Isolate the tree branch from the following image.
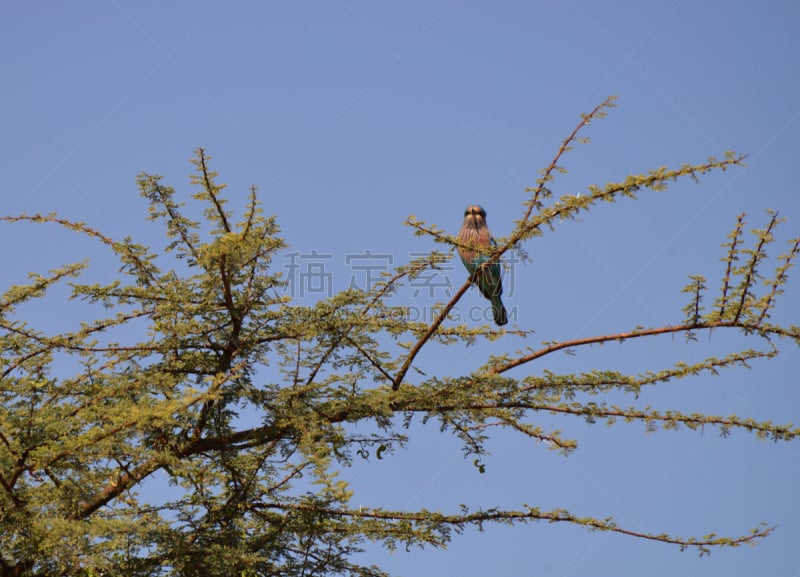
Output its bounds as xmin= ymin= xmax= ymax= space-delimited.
xmin=487 ymin=319 xmax=787 ymax=375
xmin=252 ymin=501 xmax=774 ymax=555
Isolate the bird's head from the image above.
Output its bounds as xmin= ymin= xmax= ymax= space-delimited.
xmin=463 ymin=205 xmax=487 ymax=228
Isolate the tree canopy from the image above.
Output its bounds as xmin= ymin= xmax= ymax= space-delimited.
xmin=1 ymin=98 xmax=798 ymax=576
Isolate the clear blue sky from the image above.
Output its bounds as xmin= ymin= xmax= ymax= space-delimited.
xmin=3 ymin=2 xmax=799 ymax=575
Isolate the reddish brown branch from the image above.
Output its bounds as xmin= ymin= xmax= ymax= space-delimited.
xmin=521 ymin=97 xmax=615 ymax=224
xmin=392 ymin=278 xmax=473 ymax=390
xmin=488 ymin=320 xmax=768 ymax=375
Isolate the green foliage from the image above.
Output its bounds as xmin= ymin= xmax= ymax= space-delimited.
xmin=1 ymin=101 xmax=798 ymax=576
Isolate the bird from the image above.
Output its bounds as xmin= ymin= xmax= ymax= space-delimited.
xmin=457 ymin=205 xmax=508 ymax=326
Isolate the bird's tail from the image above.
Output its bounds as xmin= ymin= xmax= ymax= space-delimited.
xmin=491 ymin=295 xmax=508 ymax=326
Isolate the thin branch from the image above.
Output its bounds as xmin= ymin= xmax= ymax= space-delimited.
xmin=733 ymin=211 xmax=780 ymax=324
xmin=253 ymin=501 xmax=774 ymax=553
xmin=718 ymin=213 xmax=746 ymax=317
xmin=521 ymin=96 xmax=616 ymax=224
xmin=392 ymin=277 xmax=473 ymax=390
xmin=343 ymin=335 xmax=395 ymax=385
xmin=757 ymin=237 xmax=800 ymax=325
xmin=197 ymin=148 xmax=231 ymax=234
xmin=487 ymin=320 xmax=785 ymax=376
xmin=497 ymin=402 xmax=798 ymax=440
xmin=303 ymin=260 xmax=435 ymax=390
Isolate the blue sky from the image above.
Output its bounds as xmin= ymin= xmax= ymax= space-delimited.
xmin=3 ymin=2 xmax=799 ymax=575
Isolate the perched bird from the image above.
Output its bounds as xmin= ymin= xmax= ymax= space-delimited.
xmin=457 ymin=205 xmax=508 ymax=326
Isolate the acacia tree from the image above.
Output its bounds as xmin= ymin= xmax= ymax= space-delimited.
xmin=1 ymin=98 xmax=798 ymax=576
